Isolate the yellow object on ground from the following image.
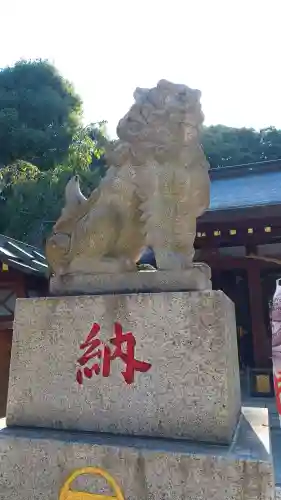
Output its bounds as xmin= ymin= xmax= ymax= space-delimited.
xmin=59 ymin=467 xmax=125 ymax=500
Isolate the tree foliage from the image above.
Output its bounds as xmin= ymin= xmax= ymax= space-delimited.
xmin=0 ymin=59 xmax=82 ymax=170
xmin=3 ymin=59 xmax=281 ymax=248
xmin=0 ymin=162 xmax=102 ymax=245
xmin=202 ymin=125 xmax=281 ymax=169
xmin=0 ymin=123 xmax=109 ymax=244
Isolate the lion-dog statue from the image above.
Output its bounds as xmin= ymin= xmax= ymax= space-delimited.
xmin=45 ymin=79 xmax=210 ymax=279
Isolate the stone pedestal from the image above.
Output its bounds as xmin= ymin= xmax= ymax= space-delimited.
xmin=49 ymin=266 xmax=212 ymax=296
xmin=1 ymin=280 xmax=275 ymax=499
xmin=7 ymin=290 xmax=239 ymax=444
xmin=0 ymin=408 xmax=274 ymax=500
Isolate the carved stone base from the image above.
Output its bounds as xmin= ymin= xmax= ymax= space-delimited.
xmin=0 ymin=408 xmax=274 ymax=500
xmin=8 ymin=289 xmax=238 ymax=442
xmin=49 ymin=263 xmax=211 ymax=296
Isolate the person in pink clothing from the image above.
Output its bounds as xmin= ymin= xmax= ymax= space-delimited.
xmin=271 ymin=281 xmax=281 ymax=372
xmin=271 ymin=279 xmax=281 ymax=421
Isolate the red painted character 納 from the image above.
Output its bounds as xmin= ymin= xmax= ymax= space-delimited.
xmin=76 ymin=322 xmax=151 ymax=385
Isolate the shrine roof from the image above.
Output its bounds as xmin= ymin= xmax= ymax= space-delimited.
xmin=209 ymin=159 xmax=281 ymax=211
xmin=0 ymin=234 xmax=48 ymax=276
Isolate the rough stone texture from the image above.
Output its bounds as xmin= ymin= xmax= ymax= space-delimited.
xmin=0 ymin=408 xmax=274 ymax=500
xmin=7 ymin=290 xmax=240 ymax=444
xmin=45 ymin=80 xmax=210 ymax=284
xmin=50 ymin=265 xmax=211 ymax=296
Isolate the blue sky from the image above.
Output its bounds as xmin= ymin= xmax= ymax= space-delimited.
xmin=1 ymin=0 xmax=281 ymax=137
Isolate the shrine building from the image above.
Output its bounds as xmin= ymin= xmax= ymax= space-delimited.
xmin=196 ymin=158 xmax=281 ymax=394
xmin=0 ymin=234 xmax=48 ymax=416
xmin=141 ymin=158 xmax=281 ymax=395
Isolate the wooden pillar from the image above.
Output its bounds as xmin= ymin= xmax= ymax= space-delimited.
xmin=0 ymin=324 xmax=12 ymax=417
xmin=0 ymin=269 xmax=26 ymax=417
xmin=247 ymin=261 xmax=270 ymax=368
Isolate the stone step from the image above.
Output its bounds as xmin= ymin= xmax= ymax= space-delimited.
xmin=0 ymin=407 xmax=273 ymax=500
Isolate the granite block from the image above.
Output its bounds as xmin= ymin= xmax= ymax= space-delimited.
xmin=0 ymin=408 xmax=274 ymax=500
xmin=7 ymin=290 xmax=241 ymax=443
xmin=49 ymin=266 xmax=212 ymax=296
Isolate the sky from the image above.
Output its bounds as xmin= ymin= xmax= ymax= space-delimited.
xmin=1 ymin=0 xmax=281 ymax=137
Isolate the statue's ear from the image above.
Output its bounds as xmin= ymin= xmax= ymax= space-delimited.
xmin=133 ymin=87 xmax=149 ymax=104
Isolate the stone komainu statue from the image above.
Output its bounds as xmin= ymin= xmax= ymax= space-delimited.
xmin=45 ymin=79 xmax=210 ymax=278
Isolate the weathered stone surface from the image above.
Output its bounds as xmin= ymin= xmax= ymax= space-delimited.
xmin=7 ymin=290 xmax=240 ymax=443
xmin=0 ymin=408 xmax=274 ymax=500
xmin=45 ymin=80 xmax=210 ymax=285
xmin=49 ymin=264 xmax=211 ymax=296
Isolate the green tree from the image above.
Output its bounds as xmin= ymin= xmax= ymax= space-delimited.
xmin=201 ymin=125 xmax=281 ymax=168
xmin=0 ymin=162 xmax=104 ymax=245
xmin=0 ymin=122 xmax=110 ymax=244
xmin=0 ymin=59 xmax=82 ymax=170
xmin=65 ymin=121 xmax=110 ymax=181
xmin=67 ymin=127 xmax=96 ymax=171
xmin=87 ymin=121 xmax=110 ymax=177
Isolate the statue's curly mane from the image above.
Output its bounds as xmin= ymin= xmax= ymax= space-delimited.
xmin=106 ymin=79 xmax=205 ymax=167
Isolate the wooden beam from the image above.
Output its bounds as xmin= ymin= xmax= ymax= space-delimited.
xmin=196 ymin=237 xmax=281 ymax=250
xmin=199 ymin=203 xmax=281 ymax=224
xmin=246 ymin=254 xmax=281 ymax=266
xmin=198 ymin=253 xmax=281 ymax=270
xmin=196 ymin=214 xmax=281 ymax=249
xmin=247 ymin=263 xmax=270 ymax=368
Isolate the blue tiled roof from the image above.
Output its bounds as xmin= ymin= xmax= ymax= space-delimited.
xmin=209 ymin=162 xmax=281 ymax=211
xmin=0 ymin=234 xmax=48 ymax=276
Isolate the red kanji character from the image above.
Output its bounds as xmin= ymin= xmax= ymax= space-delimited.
xmin=76 ymin=322 xmax=102 ymax=384
xmin=76 ymin=321 xmax=152 ymax=385
xmin=102 ymin=322 xmax=151 ymax=384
